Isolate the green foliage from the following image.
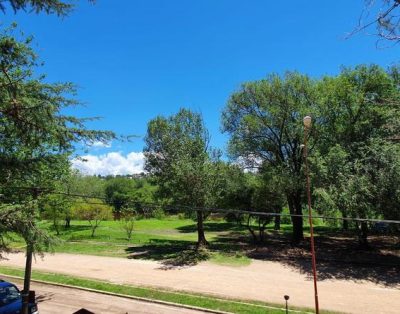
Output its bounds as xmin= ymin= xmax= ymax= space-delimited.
xmin=0 ymin=0 xmax=94 ymax=16
xmin=144 ymin=108 xmax=217 ymax=246
xmin=72 ymin=200 xmax=112 ymax=237
xmin=120 ymin=208 xmax=136 ymax=241
xmin=222 ymin=72 xmax=319 ymax=243
xmin=0 ymin=266 xmax=314 ymax=314
xmin=67 ymin=172 xmax=106 ymax=199
xmin=312 ymin=65 xmax=400 ymax=243
xmin=0 ymin=25 xmax=115 ymax=254
xmin=104 ymin=176 xmax=157 ymax=214
xmin=105 ymin=177 xmax=136 ymax=212
xmin=222 ymin=65 xmax=400 ymax=245
xmin=144 ymin=108 xmax=211 ymax=207
xmin=40 ymin=194 xmax=71 ymax=235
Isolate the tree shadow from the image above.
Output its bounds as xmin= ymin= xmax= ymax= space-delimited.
xmin=126 ymin=223 xmax=400 ymax=286
xmin=56 ymin=225 xmax=92 ymax=236
xmin=125 ymin=239 xmax=209 ymax=269
xmin=35 ymin=292 xmax=55 ymax=303
xmin=247 ymin=233 xmax=400 ymax=287
xmin=177 ymin=222 xmax=246 ymax=233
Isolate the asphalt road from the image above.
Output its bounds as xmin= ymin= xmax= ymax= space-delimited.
xmin=6 ymin=278 xmax=209 ymax=314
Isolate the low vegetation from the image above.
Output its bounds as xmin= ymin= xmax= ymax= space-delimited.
xmin=0 ymin=266 xmax=337 ymax=314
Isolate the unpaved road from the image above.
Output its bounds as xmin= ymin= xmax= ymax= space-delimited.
xmin=4 ymin=277 xmax=208 ymax=314
xmin=2 ymin=253 xmax=400 ymax=314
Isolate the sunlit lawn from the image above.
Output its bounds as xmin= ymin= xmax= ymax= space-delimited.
xmin=10 ymin=216 xmax=333 ymax=266
xmin=10 ymin=216 xmax=253 ymax=265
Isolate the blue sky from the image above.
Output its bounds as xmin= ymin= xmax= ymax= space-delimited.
xmin=2 ymin=0 xmax=399 ymax=174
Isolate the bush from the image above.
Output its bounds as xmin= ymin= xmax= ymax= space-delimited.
xmin=120 ymin=209 xmax=136 ymax=241
xmin=73 ymin=201 xmax=113 ymax=237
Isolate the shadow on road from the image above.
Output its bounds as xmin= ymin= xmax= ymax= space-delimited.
xmin=126 ymin=222 xmax=400 ymax=286
xmin=36 ymin=292 xmax=55 ymax=303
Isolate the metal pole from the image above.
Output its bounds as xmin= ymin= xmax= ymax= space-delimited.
xmin=284 ymin=295 xmax=290 ymax=314
xmin=303 ymin=116 xmax=319 ymax=314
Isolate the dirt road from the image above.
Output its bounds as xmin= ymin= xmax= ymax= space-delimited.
xmin=2 ymin=253 xmax=399 ymax=314
xmin=5 ymin=277 xmax=209 ymax=314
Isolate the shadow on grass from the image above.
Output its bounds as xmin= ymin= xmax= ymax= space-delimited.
xmin=177 ymin=222 xmax=247 ymax=233
xmin=55 ymin=225 xmax=92 ymax=235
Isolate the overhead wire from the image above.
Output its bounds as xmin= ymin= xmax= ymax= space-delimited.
xmin=1 ymin=185 xmax=400 ymax=225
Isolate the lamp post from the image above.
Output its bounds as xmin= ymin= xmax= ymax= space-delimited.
xmin=284 ymin=295 xmax=290 ymax=314
xmin=303 ymin=116 xmax=319 ymax=314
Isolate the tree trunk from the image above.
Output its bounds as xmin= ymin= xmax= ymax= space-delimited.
xmin=342 ymin=210 xmax=348 ymax=231
xmin=196 ymin=210 xmax=208 ymax=248
xmin=274 ymin=215 xmax=281 ymax=230
xmin=53 ymin=218 xmax=60 ymax=235
xmin=358 ymin=221 xmax=369 ymax=249
xmin=288 ymin=191 xmax=304 ymax=246
xmin=246 ymin=215 xmax=257 ymax=243
xmin=22 ymin=243 xmax=33 ymax=314
xmin=259 ymin=218 xmax=268 ymax=244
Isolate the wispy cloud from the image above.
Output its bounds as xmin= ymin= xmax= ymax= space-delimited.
xmin=71 ymin=152 xmax=145 ymax=176
xmin=88 ymin=140 xmax=112 ymax=148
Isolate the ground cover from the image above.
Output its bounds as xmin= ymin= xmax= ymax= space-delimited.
xmin=9 ymin=216 xmax=400 ymax=278
xmin=0 ymin=266 xmax=336 ymax=314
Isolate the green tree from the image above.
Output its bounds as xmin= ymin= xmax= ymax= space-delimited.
xmin=104 ymin=177 xmax=136 ymax=217
xmin=0 ymin=25 xmax=114 ymax=313
xmin=72 ymin=200 xmax=112 ymax=237
xmin=0 ymin=0 xmax=93 ymax=16
xmin=40 ymin=194 xmax=71 ymax=235
xmin=120 ymin=208 xmax=136 ymax=241
xmin=313 ymin=65 xmax=400 ymax=246
xmin=67 ymin=172 xmax=106 ymax=199
xmin=144 ymin=108 xmax=214 ymax=248
xmin=222 ymin=72 xmax=318 ymax=244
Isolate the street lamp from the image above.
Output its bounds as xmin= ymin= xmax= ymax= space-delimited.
xmin=284 ymin=295 xmax=290 ymax=314
xmin=303 ymin=115 xmax=319 ymax=314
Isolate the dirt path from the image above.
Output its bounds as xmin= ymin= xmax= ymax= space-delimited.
xmin=5 ymin=277 xmax=208 ymax=314
xmin=2 ymin=253 xmax=399 ymax=314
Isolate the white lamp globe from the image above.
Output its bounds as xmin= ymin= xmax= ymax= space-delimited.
xmin=303 ymin=116 xmax=312 ymax=128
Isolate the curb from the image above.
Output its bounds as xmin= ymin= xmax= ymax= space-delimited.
xmin=0 ymin=273 xmax=231 ymax=314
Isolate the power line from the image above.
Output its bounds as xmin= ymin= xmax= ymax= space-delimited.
xmin=2 ymin=186 xmax=400 ymax=225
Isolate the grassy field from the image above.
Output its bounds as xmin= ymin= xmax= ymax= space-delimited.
xmin=10 ymin=216 xmax=396 ymax=273
xmin=0 ymin=266 xmax=335 ymax=314
xmin=10 ymin=216 xmax=260 ymax=266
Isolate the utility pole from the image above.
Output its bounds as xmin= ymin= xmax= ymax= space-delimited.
xmin=303 ymin=116 xmax=319 ymax=314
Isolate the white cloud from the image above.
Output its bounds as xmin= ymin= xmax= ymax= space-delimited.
xmin=88 ymin=141 xmax=112 ymax=148
xmin=71 ymin=152 xmax=145 ymax=176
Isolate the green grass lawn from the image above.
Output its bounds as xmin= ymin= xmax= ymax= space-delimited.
xmin=0 ymin=266 xmax=335 ymax=314
xmin=10 ymin=217 xmax=255 ymax=266
xmin=9 ymin=216 xmax=334 ymax=266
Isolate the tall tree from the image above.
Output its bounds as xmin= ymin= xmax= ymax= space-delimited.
xmin=144 ymin=108 xmax=213 ymax=248
xmin=0 ymin=25 xmax=114 ymax=313
xmin=222 ymin=72 xmax=318 ymax=245
xmin=314 ymin=65 xmax=400 ymax=246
